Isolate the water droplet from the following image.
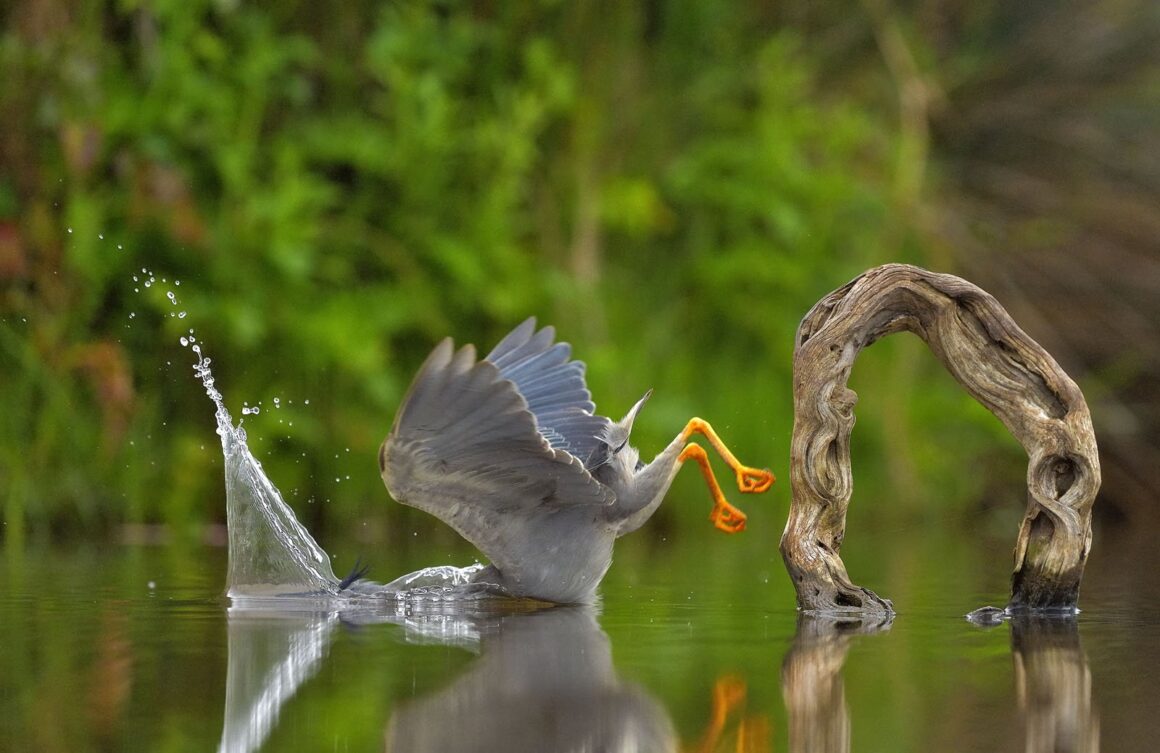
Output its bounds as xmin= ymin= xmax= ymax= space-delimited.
xmin=128 ymin=312 xmax=136 ymax=319
xmin=273 ymin=397 xmax=281 ymax=407
xmin=132 ymin=275 xmax=138 ymax=282
xmin=180 ymin=337 xmax=189 ymax=347
xmin=166 ymin=291 xmax=176 ymax=304
xmin=304 ymin=399 xmax=310 ymax=405
xmin=117 ymin=244 xmax=123 ymax=250
xmin=178 ymin=311 xmax=187 ymax=319
xmin=98 ymin=233 xmax=104 ymax=240
xmin=67 ymin=227 xmax=73 ymax=233
xmin=144 ymin=279 xmax=152 ymax=288
xmin=175 ymin=280 xmax=181 ymax=286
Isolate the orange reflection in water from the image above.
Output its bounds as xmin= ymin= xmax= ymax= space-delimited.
xmin=686 ymin=674 xmax=772 ymax=753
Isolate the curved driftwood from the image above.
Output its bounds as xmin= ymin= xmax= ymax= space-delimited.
xmin=781 ymin=264 xmax=1100 ymax=614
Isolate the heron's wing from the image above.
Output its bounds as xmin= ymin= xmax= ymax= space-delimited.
xmin=485 ymin=318 xmax=611 ymax=468
xmin=381 ymin=338 xmax=614 ymax=568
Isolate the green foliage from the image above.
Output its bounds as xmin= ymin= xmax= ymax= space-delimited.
xmin=0 ymin=0 xmax=1028 ymax=543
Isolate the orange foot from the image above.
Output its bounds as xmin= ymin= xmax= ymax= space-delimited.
xmin=736 ymin=466 xmax=775 ymax=494
xmin=676 ymin=418 xmax=775 ymax=535
xmin=710 ymin=500 xmax=748 ymax=534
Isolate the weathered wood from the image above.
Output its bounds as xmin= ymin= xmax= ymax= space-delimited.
xmin=781 ymin=264 xmax=1100 ymax=614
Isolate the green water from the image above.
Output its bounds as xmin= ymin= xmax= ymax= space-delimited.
xmin=1 ymin=514 xmax=1156 ymax=752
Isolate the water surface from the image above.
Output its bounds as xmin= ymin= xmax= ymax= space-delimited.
xmin=2 ymin=518 xmax=1156 ymax=752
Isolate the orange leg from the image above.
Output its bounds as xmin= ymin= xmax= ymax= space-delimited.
xmin=679 ymin=444 xmax=749 ymax=533
xmin=680 ymin=418 xmax=775 ymax=494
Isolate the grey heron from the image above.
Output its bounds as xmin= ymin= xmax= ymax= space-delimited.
xmin=379 ymin=318 xmax=773 ymax=603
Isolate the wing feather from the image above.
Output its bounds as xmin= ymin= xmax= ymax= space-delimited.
xmin=484 ymin=317 xmax=610 ymax=466
xmin=381 ymin=335 xmax=614 ymax=574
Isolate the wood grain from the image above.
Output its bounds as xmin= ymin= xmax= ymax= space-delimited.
xmin=781 ymin=264 xmax=1100 ymax=613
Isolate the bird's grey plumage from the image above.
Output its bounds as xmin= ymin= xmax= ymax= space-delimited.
xmin=598 ymin=390 xmax=651 ymax=456
xmin=380 ymin=318 xmax=696 ymax=603
xmin=484 ymin=319 xmax=610 ymax=468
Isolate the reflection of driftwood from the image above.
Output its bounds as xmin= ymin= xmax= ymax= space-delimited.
xmin=1011 ymin=617 xmax=1100 ymax=753
xmin=781 ymin=264 xmax=1100 ymax=613
xmin=780 ymin=613 xmax=894 ymax=753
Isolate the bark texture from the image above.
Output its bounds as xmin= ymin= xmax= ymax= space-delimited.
xmin=781 ymin=264 xmax=1100 ymax=614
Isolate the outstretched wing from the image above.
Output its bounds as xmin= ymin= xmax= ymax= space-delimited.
xmin=485 ymin=317 xmax=610 ymax=468
xmin=380 ymin=337 xmax=614 ymax=573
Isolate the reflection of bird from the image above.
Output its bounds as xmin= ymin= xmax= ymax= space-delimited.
xmin=385 ymin=606 xmax=677 ymax=753
xmin=379 ymin=318 xmax=774 ymax=603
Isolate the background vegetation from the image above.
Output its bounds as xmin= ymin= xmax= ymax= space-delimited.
xmin=2 ymin=0 xmax=1157 ymax=549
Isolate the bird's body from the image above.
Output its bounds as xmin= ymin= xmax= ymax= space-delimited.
xmin=380 ymin=318 xmax=773 ymax=603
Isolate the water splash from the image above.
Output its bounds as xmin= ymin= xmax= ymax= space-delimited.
xmin=185 ymin=331 xmax=497 ymax=605
xmin=148 ymin=269 xmax=497 ymax=604
xmin=190 ymin=342 xmax=338 ymax=597
xmin=115 ymin=262 xmax=493 ymax=602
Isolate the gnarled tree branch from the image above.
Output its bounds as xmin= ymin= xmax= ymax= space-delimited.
xmin=781 ymin=264 xmax=1100 ymax=614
